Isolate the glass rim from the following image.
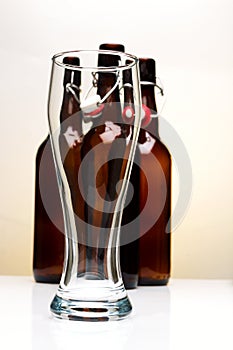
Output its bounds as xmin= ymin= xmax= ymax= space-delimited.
xmin=52 ymin=49 xmax=139 ymax=72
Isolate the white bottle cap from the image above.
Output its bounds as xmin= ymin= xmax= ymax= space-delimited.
xmin=80 ymin=95 xmax=101 ymax=114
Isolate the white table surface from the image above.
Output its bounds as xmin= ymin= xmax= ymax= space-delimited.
xmin=0 ymin=277 xmax=232 ymax=350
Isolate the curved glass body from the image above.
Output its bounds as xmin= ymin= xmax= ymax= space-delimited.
xmin=47 ymin=50 xmax=141 ymax=321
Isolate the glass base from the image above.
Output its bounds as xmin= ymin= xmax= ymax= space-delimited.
xmin=50 ymin=294 xmax=132 ymax=321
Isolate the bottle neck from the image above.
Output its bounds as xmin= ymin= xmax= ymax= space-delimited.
xmin=141 ymin=86 xmax=157 ymax=111
xmin=61 ymin=90 xmax=80 ymax=118
xmin=60 ymin=88 xmax=81 ymax=134
xmin=141 ymin=85 xmax=159 ymax=137
xmin=96 ymin=73 xmax=121 ymax=125
xmin=97 ymin=73 xmax=120 ymax=103
xmin=124 ymin=86 xmax=134 ymax=104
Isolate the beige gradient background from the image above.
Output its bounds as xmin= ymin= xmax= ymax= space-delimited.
xmin=0 ymin=0 xmax=232 ymax=278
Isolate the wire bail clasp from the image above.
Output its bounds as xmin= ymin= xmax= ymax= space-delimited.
xmin=66 ymin=83 xmax=81 ymax=103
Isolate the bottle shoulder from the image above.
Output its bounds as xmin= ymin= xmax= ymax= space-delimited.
xmin=154 ymin=137 xmax=171 ymax=157
xmin=37 ymin=135 xmax=49 ymax=150
xmin=36 ymin=135 xmax=51 ymax=160
xmin=139 ymin=129 xmax=171 ymax=160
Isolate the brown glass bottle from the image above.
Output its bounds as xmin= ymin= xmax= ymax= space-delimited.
xmin=99 ymin=44 xmax=140 ymax=289
xmin=138 ymin=58 xmax=171 ymax=285
xmin=33 ymin=57 xmax=81 ymax=283
xmin=80 ymin=48 xmax=125 ymax=279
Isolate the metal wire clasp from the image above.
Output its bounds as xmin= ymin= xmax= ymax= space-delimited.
xmin=140 ymin=78 xmax=164 ymax=96
xmin=66 ymin=83 xmax=81 ymax=103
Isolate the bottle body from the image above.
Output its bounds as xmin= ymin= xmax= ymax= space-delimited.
xmin=120 ymin=157 xmax=140 ymax=288
xmin=33 ymin=136 xmax=64 ymax=283
xmin=138 ymin=132 xmax=171 ymax=285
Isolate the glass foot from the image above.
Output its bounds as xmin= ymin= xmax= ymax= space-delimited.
xmin=50 ymin=295 xmax=132 ymax=321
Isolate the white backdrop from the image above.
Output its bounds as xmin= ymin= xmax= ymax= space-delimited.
xmin=0 ymin=0 xmax=233 ymax=278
